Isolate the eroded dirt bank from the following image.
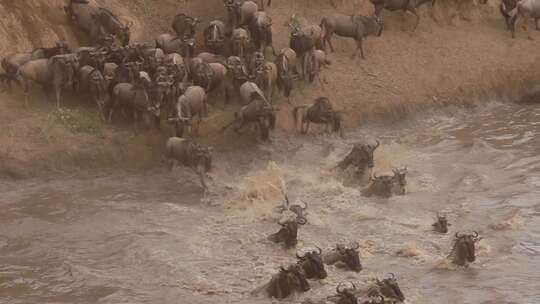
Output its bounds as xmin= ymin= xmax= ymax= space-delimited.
xmin=1 ymin=0 xmax=540 ymax=177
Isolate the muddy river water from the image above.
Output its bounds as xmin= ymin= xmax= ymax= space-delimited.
xmin=1 ymin=101 xmax=540 ymax=304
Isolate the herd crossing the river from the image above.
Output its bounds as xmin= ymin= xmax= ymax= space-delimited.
xmin=2 ymin=0 xmax=523 ymax=301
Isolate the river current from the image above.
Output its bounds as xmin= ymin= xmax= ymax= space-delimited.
xmin=1 ymin=101 xmax=539 ymax=304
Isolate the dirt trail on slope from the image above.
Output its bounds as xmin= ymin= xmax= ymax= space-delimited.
xmin=1 ymin=0 xmax=540 ymax=177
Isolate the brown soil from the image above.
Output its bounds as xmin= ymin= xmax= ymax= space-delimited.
xmin=1 ymin=0 xmax=540 ymax=178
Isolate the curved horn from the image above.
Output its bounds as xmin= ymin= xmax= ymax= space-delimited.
xmin=279 ymin=266 xmax=287 ymax=272
xmin=473 ymin=231 xmax=479 ymax=238
xmin=455 ymin=232 xmax=463 ymax=238
xmin=351 ymin=241 xmax=360 ymax=249
xmin=296 ymin=216 xmax=307 ymax=225
xmin=374 ymin=140 xmax=380 ymax=149
xmin=299 ymin=200 xmax=308 ymax=210
xmin=296 ymin=249 xmax=306 ymax=259
xmin=388 ymin=272 xmax=396 ymax=280
xmin=314 ymin=245 xmax=322 ymax=255
xmin=350 ymin=281 xmax=357 ymax=290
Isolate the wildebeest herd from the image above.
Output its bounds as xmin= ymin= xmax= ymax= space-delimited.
xmin=0 ymin=0 xmax=498 ymax=301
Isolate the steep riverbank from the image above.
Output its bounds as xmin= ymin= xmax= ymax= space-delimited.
xmin=1 ymin=0 xmax=540 ymax=178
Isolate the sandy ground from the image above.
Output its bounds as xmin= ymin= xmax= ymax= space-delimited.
xmin=1 ymin=0 xmax=540 ymax=177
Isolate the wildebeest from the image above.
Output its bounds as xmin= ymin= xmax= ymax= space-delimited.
xmin=224 ymin=0 xmax=259 ymax=29
xmin=293 ymin=97 xmax=344 ymax=137
xmin=433 ymin=213 xmax=451 ymax=233
xmin=173 ymin=86 xmax=208 ymax=137
xmin=255 ymin=264 xmax=310 ymax=299
xmin=253 ymin=61 xmax=278 ymax=102
xmin=204 ymin=20 xmax=227 ymax=54
xmin=509 ymin=0 xmax=540 ymax=39
xmin=289 ymin=23 xmax=324 ymax=80
xmin=64 ymin=0 xmax=100 ymax=36
xmin=499 ymin=0 xmax=518 ymax=30
xmin=222 ymin=82 xmax=277 ymax=141
xmin=268 ymin=216 xmax=306 ymax=248
xmin=370 ymin=0 xmax=435 ymax=31
xmin=231 ymin=27 xmax=252 ymax=60
xmin=1 ymin=42 xmax=70 ymax=91
xmin=249 ymin=11 xmax=277 ymax=57
xmin=274 ymin=48 xmax=297 ymax=99
xmin=337 ymin=141 xmax=380 ymax=180
xmin=367 ymin=273 xmax=405 ymax=303
xmin=108 ymin=72 xmax=160 ymax=128
xmin=326 ymin=282 xmax=360 ymax=304
xmin=296 ymin=247 xmax=328 ymax=279
xmin=164 ymin=52 xmax=187 ymax=84
xmin=361 ymin=167 xmax=408 ymax=198
xmin=94 ymin=7 xmax=131 ymax=46
xmin=304 ymin=49 xmax=331 ymax=84
xmin=77 ymin=65 xmax=109 ymax=120
xmin=449 ymin=232 xmax=480 ymax=266
xmin=320 ymin=14 xmax=383 ymax=59
xmin=191 ymin=61 xmax=230 ymax=104
xmin=17 ymin=54 xmax=79 ymax=108
xmin=322 ymin=243 xmax=363 ymax=272
xmin=171 ymin=13 xmax=200 ymax=38
xmin=165 ymin=137 xmax=212 ymax=189
xmin=277 ymin=195 xmax=308 ymax=223
xmin=156 ymin=34 xmax=196 ymax=57
xmin=225 ymin=56 xmax=251 ymax=97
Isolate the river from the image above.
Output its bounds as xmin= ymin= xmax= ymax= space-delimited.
xmin=1 ymin=101 xmax=539 ymax=304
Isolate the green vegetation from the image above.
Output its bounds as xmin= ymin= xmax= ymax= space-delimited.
xmin=52 ymin=108 xmax=103 ymax=135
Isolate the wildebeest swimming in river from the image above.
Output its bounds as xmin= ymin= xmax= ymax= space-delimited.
xmin=322 ymin=242 xmax=363 ymax=272
xmin=296 ymin=247 xmax=327 ymax=279
xmin=433 ymin=213 xmax=451 ymax=233
xmin=253 ymin=264 xmax=310 ymax=299
xmin=448 ymin=232 xmax=480 ymax=267
xmin=268 ymin=215 xmax=306 ymax=248
xmin=165 ymin=137 xmax=213 ymax=189
xmin=337 ymin=141 xmax=380 ymax=182
xmin=361 ymin=167 xmax=408 ymax=198
xmin=367 ymin=273 xmax=406 ymax=303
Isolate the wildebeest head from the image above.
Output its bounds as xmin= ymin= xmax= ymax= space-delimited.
xmin=182 ymin=36 xmax=196 ymax=58
xmin=452 ymin=232 xmax=479 ymax=266
xmin=119 ymin=24 xmax=131 ymax=47
xmin=192 ymin=144 xmax=213 ymax=173
xmin=391 ymin=167 xmax=407 ymax=195
xmin=52 ymin=56 xmax=78 ymax=87
xmin=335 ymin=282 xmax=359 ymax=304
xmin=269 ymin=216 xmax=306 ymax=248
xmin=377 ymin=273 xmax=405 ymax=302
xmin=275 ymin=53 xmax=293 ymax=97
xmin=338 ymin=141 xmax=380 ymax=171
xmin=336 ymin=242 xmax=362 ymax=272
xmin=268 ymin=264 xmax=310 ymax=299
xmin=296 ymin=246 xmax=327 ymax=279
xmin=433 ymin=213 xmax=450 ymax=233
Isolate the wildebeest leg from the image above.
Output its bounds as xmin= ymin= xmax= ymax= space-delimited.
xmin=327 ymin=34 xmax=336 ymax=53
xmin=167 ymin=159 xmax=175 ymax=171
xmin=354 ymin=37 xmax=365 ymax=60
xmin=536 ymin=18 xmax=540 ymax=30
xmin=410 ymin=8 xmax=421 ymax=31
xmin=194 ymin=167 xmax=207 ymax=189
xmin=305 ymin=121 xmax=311 ymax=134
xmin=510 ymin=15 xmax=518 ymax=38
